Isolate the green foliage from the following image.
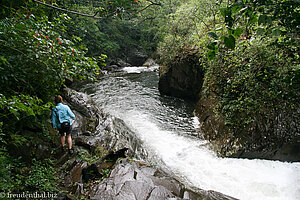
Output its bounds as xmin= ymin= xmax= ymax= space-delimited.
xmin=0 ymin=149 xmax=24 ymax=191
xmin=0 ymin=150 xmax=58 ymax=193
xmin=55 ymin=0 xmax=140 ymax=18
xmin=0 ymin=0 xmax=26 ymax=19
xmin=157 ymin=0 xmax=221 ymax=64
xmin=0 ymin=94 xmax=50 ymax=120
xmin=0 ymin=4 xmax=104 ymax=146
xmin=0 ymin=0 xmax=146 ymax=196
xmin=207 ymin=0 xmax=300 ymax=59
xmin=25 ymin=159 xmax=58 ymax=192
xmin=63 ymin=15 xmax=157 ymax=63
xmin=100 ymin=168 xmax=111 ymax=178
xmin=0 ymin=94 xmax=51 ymax=146
xmin=0 ymin=9 xmax=100 ymax=100
xmin=204 ymin=39 xmax=299 ymax=129
xmin=76 ymin=146 xmax=108 ymax=165
xmin=152 ymin=0 xmax=299 ymax=143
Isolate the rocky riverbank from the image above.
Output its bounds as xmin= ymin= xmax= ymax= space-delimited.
xmin=54 ymin=88 xmax=236 ymax=199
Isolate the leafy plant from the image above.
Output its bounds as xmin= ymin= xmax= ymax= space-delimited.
xmin=100 ymin=168 xmax=111 ymax=178
xmin=0 ymin=9 xmax=101 ymax=100
xmin=206 ymin=0 xmax=300 ymax=59
xmin=0 ymin=149 xmax=24 ymax=191
xmin=157 ymin=0 xmax=220 ymax=65
xmin=204 ymin=38 xmax=299 ymax=133
xmin=0 ymin=94 xmax=51 ymax=146
xmin=76 ymin=146 xmax=107 ymax=165
xmin=25 ymin=159 xmax=58 ymax=192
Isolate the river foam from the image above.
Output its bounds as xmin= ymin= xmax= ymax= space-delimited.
xmin=122 ymin=111 xmax=300 ymax=200
xmin=122 ymin=65 xmax=159 ymax=73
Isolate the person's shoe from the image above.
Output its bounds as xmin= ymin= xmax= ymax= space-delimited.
xmin=68 ymin=149 xmax=74 ymax=155
xmin=61 ymin=146 xmax=65 ymax=152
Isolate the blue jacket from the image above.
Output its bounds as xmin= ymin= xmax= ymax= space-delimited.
xmin=51 ymin=103 xmax=75 ymax=129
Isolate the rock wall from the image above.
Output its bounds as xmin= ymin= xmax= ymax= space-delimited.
xmin=194 ymin=89 xmax=300 ymax=162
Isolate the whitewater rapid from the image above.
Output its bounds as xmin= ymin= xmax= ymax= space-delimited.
xmin=82 ymin=66 xmax=300 ymax=200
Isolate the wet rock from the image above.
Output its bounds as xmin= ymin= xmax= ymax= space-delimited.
xmin=126 ymin=48 xmax=148 ymax=67
xmin=90 ymin=159 xmax=236 ymax=200
xmin=143 ymin=58 xmax=157 ymax=67
xmin=111 ymin=59 xmax=131 ymax=68
xmin=70 ymin=162 xmax=88 ymax=183
xmin=62 ymin=88 xmax=103 ymax=118
xmin=60 ymin=88 xmax=146 ymax=160
xmin=90 ymin=159 xmax=174 ymax=199
xmin=82 ymin=148 xmax=128 ymax=183
xmin=158 ymin=47 xmax=204 ymax=101
xmin=55 ymin=150 xmax=70 ymax=166
xmin=82 ymin=149 xmax=128 ymax=183
xmin=57 ymin=158 xmax=89 ymax=195
xmin=82 ymin=164 xmax=103 ymax=183
xmin=105 ymin=64 xmax=123 ymax=72
xmin=82 ymin=131 xmax=92 ymax=136
xmin=74 ymin=136 xmax=99 ymax=151
xmin=231 ymin=137 xmax=300 ymax=162
xmin=150 ymin=176 xmax=183 ymax=197
xmin=273 ymin=139 xmax=300 ymax=162
xmin=108 ymin=48 xmax=148 ymax=68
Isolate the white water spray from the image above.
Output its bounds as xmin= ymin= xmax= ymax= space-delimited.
xmin=124 ymin=112 xmax=300 ymax=200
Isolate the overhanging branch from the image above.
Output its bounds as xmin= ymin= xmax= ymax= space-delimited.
xmin=139 ymin=0 xmax=162 ymax=12
xmin=32 ymin=0 xmax=103 ymax=19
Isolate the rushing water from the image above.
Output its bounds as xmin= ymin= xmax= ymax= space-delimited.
xmin=81 ymin=66 xmax=300 ymax=200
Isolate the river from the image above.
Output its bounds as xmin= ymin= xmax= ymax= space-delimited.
xmin=81 ymin=65 xmax=300 ymax=200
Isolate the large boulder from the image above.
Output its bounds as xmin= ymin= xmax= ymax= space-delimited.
xmin=158 ymin=48 xmax=204 ymax=100
xmin=126 ymin=48 xmax=148 ymax=67
xmin=108 ymin=48 xmax=148 ymax=68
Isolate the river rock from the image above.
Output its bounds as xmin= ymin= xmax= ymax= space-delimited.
xmin=109 ymin=48 xmax=148 ymax=68
xmin=109 ymin=58 xmax=132 ymax=68
xmin=143 ymin=58 xmax=157 ymax=67
xmin=106 ymin=64 xmax=122 ymax=72
xmin=90 ymin=158 xmax=237 ymax=200
xmin=62 ymin=88 xmax=102 ymax=118
xmin=126 ymin=48 xmax=148 ymax=67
